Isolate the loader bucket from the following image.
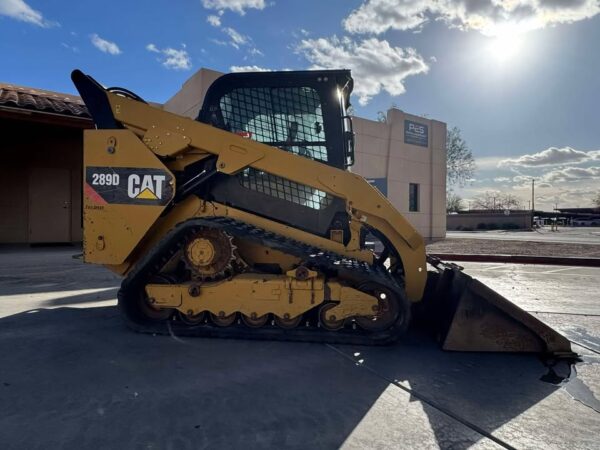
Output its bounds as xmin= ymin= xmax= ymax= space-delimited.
xmin=421 ymin=259 xmax=576 ymax=359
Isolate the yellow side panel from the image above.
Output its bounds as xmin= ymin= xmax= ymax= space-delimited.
xmin=83 ymin=130 xmax=175 ymax=265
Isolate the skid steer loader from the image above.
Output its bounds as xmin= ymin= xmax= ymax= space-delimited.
xmin=72 ymin=69 xmax=575 ymax=358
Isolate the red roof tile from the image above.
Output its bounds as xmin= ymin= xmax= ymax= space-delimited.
xmin=0 ymin=83 xmax=90 ymax=119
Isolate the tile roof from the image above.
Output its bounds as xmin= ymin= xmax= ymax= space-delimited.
xmin=0 ymin=82 xmax=90 ymax=119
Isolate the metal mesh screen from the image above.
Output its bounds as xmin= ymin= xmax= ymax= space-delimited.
xmin=219 ymin=86 xmax=328 ymax=162
xmin=239 ymin=168 xmax=333 ymax=210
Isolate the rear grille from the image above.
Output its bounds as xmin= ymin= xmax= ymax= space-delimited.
xmin=239 ymin=169 xmax=332 ymax=210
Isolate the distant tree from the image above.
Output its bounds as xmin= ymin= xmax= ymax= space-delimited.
xmin=375 ymin=103 xmax=399 ymax=123
xmin=446 ymin=192 xmax=464 ymax=213
xmin=471 ymin=192 xmax=523 ymax=210
xmin=447 ymin=127 xmax=476 ymax=188
xmin=594 ymin=192 xmax=600 ymax=208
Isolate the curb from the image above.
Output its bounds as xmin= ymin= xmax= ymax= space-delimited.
xmin=428 ymin=253 xmax=600 ymax=267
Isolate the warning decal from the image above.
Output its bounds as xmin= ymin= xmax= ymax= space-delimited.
xmin=85 ymin=167 xmax=174 ymax=206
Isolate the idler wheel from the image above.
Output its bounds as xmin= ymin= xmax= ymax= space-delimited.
xmin=355 ymin=283 xmax=403 ymax=332
xmin=319 ymin=303 xmax=345 ymax=331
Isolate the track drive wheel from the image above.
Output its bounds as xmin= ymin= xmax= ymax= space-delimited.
xmin=355 ymin=282 xmax=410 ymax=333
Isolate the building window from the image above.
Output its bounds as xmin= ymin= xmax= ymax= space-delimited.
xmin=409 ymin=183 xmax=419 ymax=212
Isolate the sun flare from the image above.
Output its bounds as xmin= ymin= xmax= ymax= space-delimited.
xmin=487 ymin=33 xmax=524 ymax=62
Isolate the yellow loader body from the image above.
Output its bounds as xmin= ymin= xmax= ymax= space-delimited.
xmin=74 ymin=69 xmax=575 ymax=356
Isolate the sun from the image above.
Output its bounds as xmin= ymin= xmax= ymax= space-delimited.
xmin=487 ymin=33 xmax=523 ymax=62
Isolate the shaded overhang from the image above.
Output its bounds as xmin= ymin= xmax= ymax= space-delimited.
xmin=0 ymin=82 xmax=93 ymax=128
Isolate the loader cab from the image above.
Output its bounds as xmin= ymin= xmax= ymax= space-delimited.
xmin=197 ymin=70 xmax=355 ymax=169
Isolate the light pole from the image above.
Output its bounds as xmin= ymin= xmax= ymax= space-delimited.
xmin=531 ymin=179 xmax=535 ymax=228
xmin=531 ymin=179 xmax=535 ymax=213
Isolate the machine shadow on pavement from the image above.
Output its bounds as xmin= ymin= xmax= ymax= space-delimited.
xmin=0 ymin=247 xmax=120 ymax=297
xmin=0 ymin=304 xmax=573 ymax=450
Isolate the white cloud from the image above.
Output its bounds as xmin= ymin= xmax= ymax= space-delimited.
xmin=344 ymin=0 xmax=430 ymax=34
xmin=146 ymin=43 xmax=191 ymax=70
xmin=343 ymin=0 xmax=600 ymax=37
xmin=223 ymin=26 xmax=249 ymax=48
xmin=207 ymin=15 xmax=221 ymax=27
xmin=161 ymin=48 xmax=192 ymax=70
xmin=543 ymin=166 xmax=600 ymax=182
xmin=230 ymin=65 xmax=271 ymax=72
xmin=458 ymin=180 xmax=599 ymax=210
xmin=202 ymin=0 xmax=266 ymax=15
xmin=499 ymin=147 xmax=589 ymax=167
xmin=61 ymin=42 xmax=79 ymax=53
xmin=213 ymin=24 xmax=260 ymax=52
xmin=473 ymin=156 xmax=505 ymax=171
xmin=499 ymin=146 xmax=600 ymax=167
xmin=0 ymin=0 xmax=56 ymax=27
xmin=297 ymin=36 xmax=429 ymax=105
xmin=512 ymin=175 xmax=532 ymax=183
xmin=458 ymin=152 xmax=600 ymax=209
xmin=91 ymin=34 xmax=122 ymax=55
xmin=533 ymin=186 xmax=599 ymax=209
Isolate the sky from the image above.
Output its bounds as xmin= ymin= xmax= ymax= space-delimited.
xmin=1 ymin=0 xmax=599 ymax=210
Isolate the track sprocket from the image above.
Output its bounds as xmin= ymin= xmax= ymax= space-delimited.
xmin=183 ymin=228 xmax=236 ymax=280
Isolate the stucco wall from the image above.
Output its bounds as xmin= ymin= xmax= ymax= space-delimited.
xmin=353 ymin=110 xmax=446 ymax=241
xmin=162 ymin=68 xmax=223 ymax=119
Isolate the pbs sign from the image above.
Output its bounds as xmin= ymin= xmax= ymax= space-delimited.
xmin=404 ymin=120 xmax=429 ymax=147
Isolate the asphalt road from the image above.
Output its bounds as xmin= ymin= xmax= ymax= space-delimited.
xmin=0 ymin=247 xmax=599 ymax=449
xmin=447 ymin=227 xmax=600 ymax=245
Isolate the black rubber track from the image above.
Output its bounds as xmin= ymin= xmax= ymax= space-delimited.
xmin=118 ymin=216 xmax=411 ymax=345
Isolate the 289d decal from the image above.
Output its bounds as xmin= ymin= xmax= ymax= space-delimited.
xmin=85 ymin=167 xmax=173 ymax=206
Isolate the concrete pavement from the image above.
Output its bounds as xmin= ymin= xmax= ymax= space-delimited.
xmin=0 ymin=247 xmax=599 ymax=449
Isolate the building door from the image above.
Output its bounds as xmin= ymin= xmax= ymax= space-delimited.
xmin=29 ymin=168 xmax=72 ymax=243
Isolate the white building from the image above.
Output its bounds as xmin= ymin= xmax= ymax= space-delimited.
xmin=353 ymin=111 xmax=447 ymax=241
